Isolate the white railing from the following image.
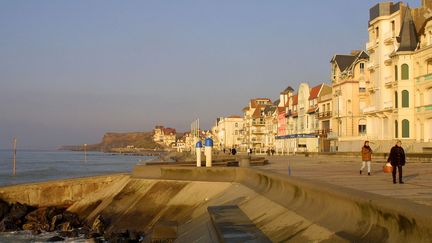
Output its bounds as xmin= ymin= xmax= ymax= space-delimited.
xmin=383 ymin=31 xmax=395 ymax=44
xmin=383 ymin=101 xmax=393 ymax=109
xmin=363 ymin=106 xmax=376 ymax=113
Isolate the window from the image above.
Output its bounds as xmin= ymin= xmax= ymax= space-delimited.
xmin=395 ymin=91 xmax=398 ymax=108
xmin=401 ymin=64 xmax=409 ymax=80
xmin=391 ymin=21 xmax=395 ymax=36
xmin=360 ymin=63 xmax=365 ymax=73
xmin=394 ymin=65 xmax=398 ymax=81
xmin=427 ymin=60 xmax=432 ymax=74
xmin=235 ymin=123 xmax=238 ymax=128
xmin=402 ymin=90 xmax=409 ymax=107
xmin=375 ymin=27 xmax=379 ymax=39
xmin=402 ymin=119 xmax=410 ymax=138
xmin=395 ymin=120 xmax=398 ymax=138
xmin=359 ymin=125 xmax=367 ymax=134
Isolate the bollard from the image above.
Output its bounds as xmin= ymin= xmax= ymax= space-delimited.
xmin=196 ymin=141 xmax=202 ymax=167
xmin=205 ymin=137 xmax=213 ymax=167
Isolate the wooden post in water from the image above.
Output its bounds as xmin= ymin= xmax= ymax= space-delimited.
xmin=84 ymin=143 xmax=87 ymax=163
xmin=12 ymin=138 xmax=17 ymax=176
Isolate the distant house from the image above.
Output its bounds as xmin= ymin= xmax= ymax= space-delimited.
xmin=152 ymin=125 xmax=177 ymax=148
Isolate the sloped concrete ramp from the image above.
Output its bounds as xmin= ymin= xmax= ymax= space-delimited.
xmin=1 ymin=166 xmax=431 ymax=242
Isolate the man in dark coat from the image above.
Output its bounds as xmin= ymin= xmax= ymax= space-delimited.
xmin=387 ymin=140 xmax=406 ymax=184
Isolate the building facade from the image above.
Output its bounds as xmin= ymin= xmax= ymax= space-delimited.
xmin=330 ymin=51 xmax=370 ymax=151
xmin=364 ymin=1 xmax=432 ymax=152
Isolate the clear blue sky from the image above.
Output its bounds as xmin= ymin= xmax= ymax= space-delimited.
xmin=0 ymin=0 xmax=420 ymax=149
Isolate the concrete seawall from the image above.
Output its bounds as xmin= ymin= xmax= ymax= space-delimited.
xmin=0 ymin=174 xmax=128 ymax=207
xmin=132 ymin=166 xmax=432 ymax=242
xmin=0 ymin=167 xmax=431 ymax=242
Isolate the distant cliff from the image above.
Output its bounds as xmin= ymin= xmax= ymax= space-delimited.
xmin=60 ymin=132 xmax=161 ymax=152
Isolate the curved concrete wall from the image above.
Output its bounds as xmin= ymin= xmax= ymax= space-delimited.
xmin=0 ymin=174 xmax=128 ymax=207
xmin=132 ymin=166 xmax=432 ymax=243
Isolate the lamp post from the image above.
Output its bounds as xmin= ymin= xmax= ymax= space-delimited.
xmin=12 ymin=138 xmax=17 ymax=176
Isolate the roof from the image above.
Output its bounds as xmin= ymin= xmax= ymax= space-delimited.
xmin=309 ymin=84 xmax=323 ymax=100
xmin=252 ymin=108 xmax=262 ymax=118
xmin=332 ymin=55 xmax=357 ymax=72
xmin=264 ymin=105 xmax=276 ymax=114
xmin=280 ymin=86 xmax=294 ymax=94
xmin=273 ymin=99 xmax=280 ymax=105
xmin=397 ymin=7 xmax=419 ymax=52
xmin=163 ymin=128 xmax=176 ymax=134
xmin=250 ymin=98 xmax=271 ymax=108
xmin=292 ymin=95 xmax=298 ymax=105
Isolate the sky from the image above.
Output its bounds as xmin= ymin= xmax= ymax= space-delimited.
xmin=0 ymin=0 xmax=420 ymax=149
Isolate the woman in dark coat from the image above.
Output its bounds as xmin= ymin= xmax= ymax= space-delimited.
xmin=387 ymin=140 xmax=406 ymax=184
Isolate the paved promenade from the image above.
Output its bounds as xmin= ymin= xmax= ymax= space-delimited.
xmin=259 ymin=155 xmax=432 ymax=207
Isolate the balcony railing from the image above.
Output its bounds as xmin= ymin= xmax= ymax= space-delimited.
xmin=315 ymin=129 xmax=332 ymax=136
xmin=383 ymin=101 xmax=393 ymax=109
xmin=383 ymin=31 xmax=395 ymax=45
xmin=416 ymin=104 xmax=432 ymax=113
xmin=252 ymin=129 xmax=265 ymax=134
xmin=415 ymin=73 xmax=432 ymax=85
xmin=366 ymin=42 xmax=375 ymax=52
xmin=252 ymin=121 xmax=265 ymax=126
xmin=363 ymin=106 xmax=376 ymax=113
xmin=317 ymin=111 xmax=332 ymax=119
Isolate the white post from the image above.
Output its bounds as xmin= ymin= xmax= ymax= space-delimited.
xmin=196 ymin=140 xmax=202 ymax=167
xmin=205 ymin=137 xmax=213 ymax=167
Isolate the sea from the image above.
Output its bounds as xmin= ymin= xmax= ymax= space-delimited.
xmin=0 ymin=149 xmax=154 ymax=242
xmin=0 ymin=149 xmax=154 ymax=187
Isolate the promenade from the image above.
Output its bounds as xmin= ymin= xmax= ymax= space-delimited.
xmin=259 ymin=155 xmax=432 ymax=207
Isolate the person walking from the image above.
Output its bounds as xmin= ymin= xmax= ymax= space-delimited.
xmin=231 ymin=147 xmax=237 ymax=156
xmin=360 ymin=141 xmax=372 ymax=176
xmin=387 ymin=140 xmax=406 ymax=184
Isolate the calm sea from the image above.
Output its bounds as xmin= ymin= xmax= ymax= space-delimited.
xmin=0 ymin=149 xmax=154 ymax=187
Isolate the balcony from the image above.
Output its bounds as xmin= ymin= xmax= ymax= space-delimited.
xmin=415 ymin=73 xmax=432 ymax=87
xmin=416 ymin=104 xmax=432 ymax=114
xmin=384 ymin=75 xmax=395 ymax=87
xmin=383 ymin=101 xmax=394 ymax=110
xmin=366 ymin=41 xmax=375 ymax=53
xmin=252 ymin=121 xmax=265 ymax=126
xmin=384 ymin=54 xmax=392 ymax=66
xmin=315 ymin=129 xmax=332 ymax=137
xmin=317 ymin=111 xmax=332 ymax=119
xmin=363 ymin=106 xmax=376 ymax=113
xmin=252 ymin=129 xmax=266 ymax=134
xmin=368 ymin=86 xmax=379 ymax=93
xmin=383 ymin=31 xmax=395 ymax=45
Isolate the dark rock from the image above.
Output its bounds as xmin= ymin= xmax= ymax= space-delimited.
xmin=8 ymin=202 xmax=31 ymax=220
xmin=22 ymin=222 xmax=38 ymax=231
xmin=0 ymin=199 xmax=10 ymax=220
xmin=78 ymin=226 xmax=90 ymax=236
xmin=91 ymin=215 xmax=105 ymax=235
xmin=0 ymin=216 xmax=20 ymax=232
xmin=62 ymin=211 xmax=80 ymax=227
xmin=87 ymin=232 xmax=102 ymax=239
xmin=57 ymin=222 xmax=72 ymax=231
xmin=46 ymin=235 xmax=64 ymax=242
xmin=59 ymin=229 xmax=79 ymax=238
xmin=50 ymin=214 xmax=63 ymax=231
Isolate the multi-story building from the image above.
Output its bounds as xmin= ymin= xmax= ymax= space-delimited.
xmin=330 ymin=50 xmax=370 ymax=151
xmin=276 ymin=83 xmax=330 ymax=152
xmin=364 ymin=1 xmax=432 ymax=152
xmin=152 ymin=126 xmax=177 ymax=147
xmin=212 ymin=116 xmax=244 ymax=150
xmin=242 ymin=98 xmax=272 ymax=152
